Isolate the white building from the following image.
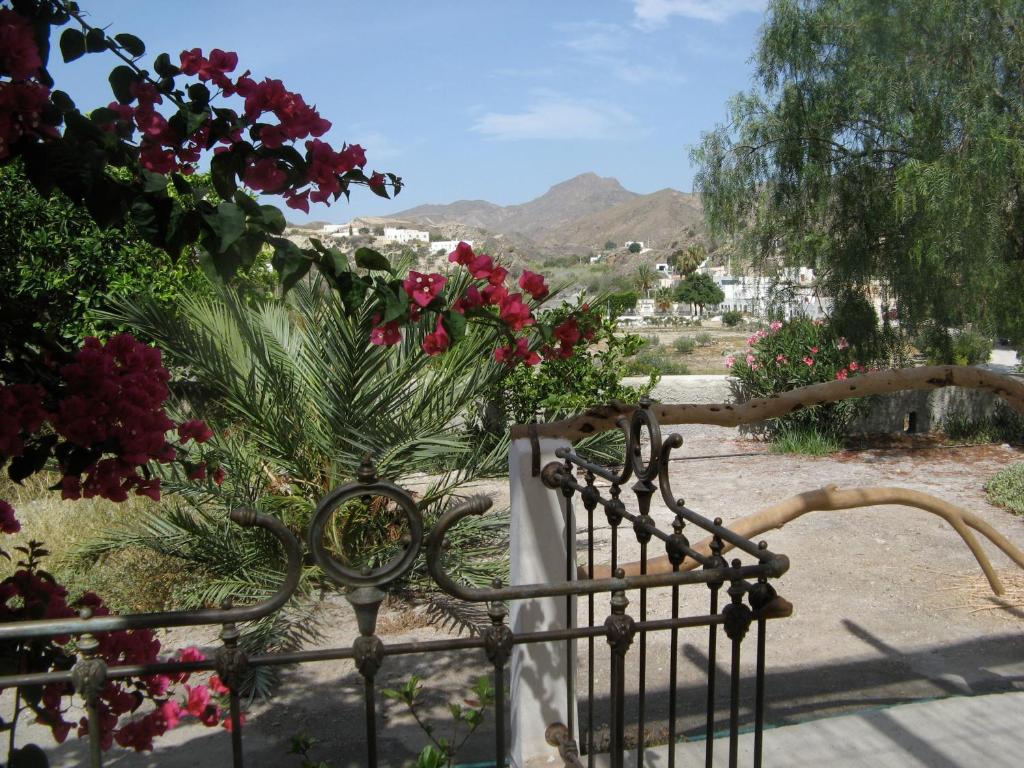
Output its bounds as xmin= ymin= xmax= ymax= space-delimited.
xmin=636 ymin=298 xmax=656 ymax=317
xmin=430 ymin=239 xmax=474 ymax=256
xmin=382 ymin=227 xmax=429 ymax=245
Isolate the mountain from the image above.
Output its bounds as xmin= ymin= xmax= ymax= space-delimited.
xmin=392 ymin=172 xmax=638 ymax=238
xmin=383 ymin=172 xmax=710 ymax=259
xmin=538 ymin=188 xmax=704 ymax=251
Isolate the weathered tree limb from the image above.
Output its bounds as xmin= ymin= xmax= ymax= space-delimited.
xmin=590 ymin=485 xmax=1024 ymax=595
xmin=511 ymin=365 xmax=1024 ymax=443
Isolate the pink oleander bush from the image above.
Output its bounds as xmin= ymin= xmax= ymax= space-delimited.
xmin=726 ymin=317 xmax=877 ymax=440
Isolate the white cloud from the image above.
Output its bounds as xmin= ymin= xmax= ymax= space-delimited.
xmin=613 ymin=62 xmax=686 ymax=85
xmin=471 ymin=97 xmax=637 ymax=141
xmin=632 ymin=0 xmax=766 ymax=28
xmin=558 ymin=21 xmax=627 ymax=53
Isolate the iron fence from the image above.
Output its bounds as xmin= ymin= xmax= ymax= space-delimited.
xmin=0 ymin=401 xmax=790 ymax=767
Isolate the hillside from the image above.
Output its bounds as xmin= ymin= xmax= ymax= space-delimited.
xmin=538 ymin=188 xmax=704 ymax=252
xmin=392 ymin=172 xmax=640 ymax=240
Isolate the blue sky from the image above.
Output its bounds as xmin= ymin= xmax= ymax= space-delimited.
xmin=50 ymin=1 xmax=767 ymax=222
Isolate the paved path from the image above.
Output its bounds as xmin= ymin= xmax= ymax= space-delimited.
xmin=587 ymin=692 xmax=1024 ymax=767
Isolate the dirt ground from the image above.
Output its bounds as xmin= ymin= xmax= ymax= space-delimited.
xmin=20 ymin=425 xmax=1024 ymax=767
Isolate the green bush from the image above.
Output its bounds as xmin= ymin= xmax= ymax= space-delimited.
xmin=985 ymin=463 xmax=1024 ymax=516
xmin=673 ymin=336 xmax=696 ymax=354
xmin=769 ymin=425 xmax=843 ymax=456
xmin=624 ymin=347 xmax=691 ymax=376
xmin=641 ymin=334 xmax=661 ymax=348
xmin=695 ymin=331 xmax=713 ymax=346
xmin=728 ymin=317 xmax=872 ymax=441
xmin=940 ymin=403 xmax=1024 ymax=444
xmin=722 ymin=310 xmax=744 ymax=327
xmin=918 ymin=323 xmax=993 ymax=366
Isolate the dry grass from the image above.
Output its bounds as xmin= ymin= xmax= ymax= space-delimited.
xmin=927 ymin=567 xmax=1024 ymax=622
xmin=0 ymin=473 xmax=185 ymax=612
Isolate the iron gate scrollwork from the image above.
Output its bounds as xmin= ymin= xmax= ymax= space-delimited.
xmin=0 ymin=404 xmax=790 ymax=768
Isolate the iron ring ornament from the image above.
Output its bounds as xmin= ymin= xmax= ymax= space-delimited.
xmin=628 ymin=399 xmax=662 ymax=481
xmin=307 ymin=458 xmax=424 ymax=589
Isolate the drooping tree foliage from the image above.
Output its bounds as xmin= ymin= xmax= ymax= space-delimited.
xmin=692 ymin=0 xmax=1024 ymax=345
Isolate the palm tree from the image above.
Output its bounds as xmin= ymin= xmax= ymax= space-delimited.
xmin=87 ymin=274 xmax=514 ymax=693
xmin=633 ymin=263 xmax=657 ymax=296
xmin=654 ymin=287 xmax=674 ymax=314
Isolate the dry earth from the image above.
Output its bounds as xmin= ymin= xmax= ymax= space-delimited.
xmin=16 ymin=426 xmax=1024 ymax=767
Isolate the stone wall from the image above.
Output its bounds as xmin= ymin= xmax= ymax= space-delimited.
xmin=625 ymin=373 xmax=1023 ymax=434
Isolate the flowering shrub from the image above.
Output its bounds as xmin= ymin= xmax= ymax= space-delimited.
xmin=726 ymin=317 xmax=873 ymax=440
xmin=0 ymin=539 xmax=232 ymax=755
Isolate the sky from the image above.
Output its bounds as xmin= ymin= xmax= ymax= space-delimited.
xmin=49 ymin=1 xmax=768 ymax=222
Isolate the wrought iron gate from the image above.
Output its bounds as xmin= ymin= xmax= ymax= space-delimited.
xmin=0 ymin=402 xmax=790 ymax=767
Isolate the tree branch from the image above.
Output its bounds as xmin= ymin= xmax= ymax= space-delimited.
xmin=510 ymin=365 xmax=1024 ymax=442
xmin=591 ymin=484 xmax=1024 ymax=595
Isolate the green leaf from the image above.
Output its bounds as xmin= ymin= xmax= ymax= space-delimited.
xmin=443 ymin=310 xmax=467 ymax=344
xmin=59 ymin=28 xmax=86 ymax=62
xmin=140 ymin=170 xmax=168 ymax=194
xmin=114 ymin=33 xmax=145 ymax=58
xmin=382 ymin=288 xmax=408 ymax=323
xmin=153 ymin=52 xmax=180 ymax=77
xmin=10 ymin=743 xmax=49 ymax=768
xmin=201 ymin=202 xmax=247 ymax=252
xmin=232 ymin=191 xmax=262 ymax=217
xmin=188 ymin=83 xmax=211 ymax=108
xmin=210 ymin=152 xmax=238 ymax=200
xmin=108 ymin=65 xmax=137 ymax=104
xmin=257 ymin=205 xmax=286 ymax=234
xmin=326 ymin=248 xmax=348 ymax=275
xmin=355 ymin=247 xmax=392 ymax=273
xmin=274 ymin=242 xmax=313 ymax=294
xmin=85 ymin=27 xmax=106 ymax=53
xmin=50 ymin=90 xmax=76 ymax=113
xmin=88 ymin=106 xmax=118 ymax=124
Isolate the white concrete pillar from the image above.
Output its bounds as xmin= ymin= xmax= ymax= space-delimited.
xmin=508 ymin=436 xmax=578 ymax=768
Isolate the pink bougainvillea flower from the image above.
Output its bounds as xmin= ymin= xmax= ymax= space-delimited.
xmin=770 ymin=320 xmax=783 ymax=332
xmin=499 ymin=293 xmax=534 ymax=331
xmin=494 ymin=338 xmax=540 ymax=366
xmin=810 ymin=346 xmax=819 ymax=354
xmin=242 ymin=158 xmax=287 ymax=192
xmin=370 ymin=319 xmax=402 ymax=346
xmin=185 ymin=686 xmax=211 ymax=717
xmin=848 ymin=361 xmax=860 ymax=371
xmin=836 ymin=369 xmax=849 ymax=380
xmin=452 ymin=285 xmax=484 ymax=315
xmin=213 ymin=467 xmax=226 ymax=486
xmin=467 ymin=254 xmax=497 ymax=280
xmin=725 ymin=356 xmax=736 ymax=368
xmin=518 ymin=270 xmax=549 ymax=300
xmin=403 ymin=271 xmax=447 ymax=308
xmin=421 ymin=318 xmax=450 ymax=356
xmin=553 ymin=317 xmax=581 ymax=347
xmin=448 ymin=241 xmax=475 ymax=266
xmin=0 ymin=499 xmax=20 ymax=534
xmin=803 ymin=356 xmax=814 ymax=366
xmin=837 ymin=337 xmax=850 ymax=350
xmin=0 ymin=9 xmax=43 ymax=80
xmin=482 ymin=283 xmax=508 ymax=306
xmin=776 ymin=354 xmax=787 ymax=364
xmin=178 ymin=419 xmax=214 ymax=444
xmin=745 ymin=353 xmax=756 ymax=365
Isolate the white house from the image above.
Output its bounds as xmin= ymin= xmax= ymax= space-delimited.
xmin=636 ymin=298 xmax=656 ymax=317
xmin=430 ymin=239 xmax=474 ymax=256
xmin=382 ymin=227 xmax=429 ymax=245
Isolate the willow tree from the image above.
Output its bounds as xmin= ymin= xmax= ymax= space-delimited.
xmin=692 ymin=0 xmax=1024 ymax=346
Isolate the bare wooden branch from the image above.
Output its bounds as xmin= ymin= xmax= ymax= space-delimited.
xmin=592 ymin=485 xmax=1024 ymax=596
xmin=512 ymin=365 xmax=1024 ymax=442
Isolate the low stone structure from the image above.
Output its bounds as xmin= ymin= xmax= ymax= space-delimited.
xmin=624 ymin=372 xmax=1024 ymax=435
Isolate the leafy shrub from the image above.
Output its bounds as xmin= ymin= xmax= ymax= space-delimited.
xmin=918 ymin=323 xmax=993 ymax=366
xmin=673 ymin=336 xmax=696 ymax=354
xmin=769 ymin=424 xmax=843 ymax=455
xmin=940 ymin=402 xmax=1024 ymax=444
xmin=985 ymin=463 xmax=1024 ymax=516
xmin=624 ymin=347 xmax=691 ymax=376
xmin=695 ymin=331 xmax=713 ymax=346
xmin=722 ymin=310 xmax=744 ymax=327
xmin=641 ymin=334 xmax=661 ymax=348
xmin=727 ymin=317 xmax=872 ymax=440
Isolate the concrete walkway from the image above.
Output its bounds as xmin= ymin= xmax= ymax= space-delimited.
xmin=588 ymin=692 xmax=1024 ymax=767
